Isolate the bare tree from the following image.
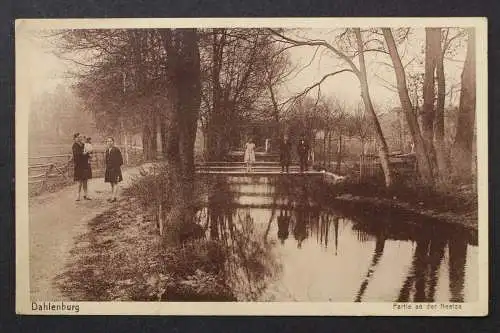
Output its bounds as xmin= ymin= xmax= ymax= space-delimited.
xmin=421 ymin=28 xmax=441 ymax=175
xmin=200 ymin=29 xmax=274 ymax=160
xmin=54 ymin=29 xmax=165 ymax=160
xmin=435 ymin=28 xmax=467 ymax=181
xmin=383 ymin=28 xmax=435 ymax=186
xmin=159 ymin=29 xmax=202 ymax=245
xmin=451 ymin=28 xmax=476 ymax=183
xmin=349 ymin=104 xmax=373 ymax=154
xmin=262 ymin=43 xmax=295 ymax=136
xmin=270 ymin=28 xmax=394 ymax=187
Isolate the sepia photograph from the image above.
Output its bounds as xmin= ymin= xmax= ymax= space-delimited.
xmin=15 ymin=18 xmax=488 ymax=315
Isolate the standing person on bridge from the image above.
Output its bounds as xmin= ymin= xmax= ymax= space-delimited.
xmin=279 ymin=135 xmax=291 ymax=173
xmin=297 ymin=135 xmax=310 ymax=173
xmin=72 ymin=133 xmax=92 ymax=201
xmin=244 ymin=137 xmax=256 ymax=172
xmin=104 ymin=137 xmax=123 ymax=202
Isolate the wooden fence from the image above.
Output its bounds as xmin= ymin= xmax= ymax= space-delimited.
xmin=28 ymin=147 xmax=143 ymax=196
xmin=356 ymin=153 xmax=417 ymax=182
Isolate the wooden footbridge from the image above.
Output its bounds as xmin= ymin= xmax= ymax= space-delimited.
xmin=28 ymin=150 xmax=348 ymax=196
xmin=196 ymin=161 xmax=316 ymax=175
xmin=195 ymin=161 xmax=345 ymax=184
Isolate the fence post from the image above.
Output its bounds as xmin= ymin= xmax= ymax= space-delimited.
xmin=39 ymin=164 xmax=54 ymax=194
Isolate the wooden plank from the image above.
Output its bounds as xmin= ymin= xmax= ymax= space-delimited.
xmin=29 ymin=154 xmax=72 ymax=160
xmin=29 ymin=173 xmax=46 ymax=179
xmin=196 ymin=170 xmax=324 ymax=176
xmin=29 ymin=163 xmax=55 ymax=169
xmin=52 ymin=164 xmax=68 ymax=179
xmin=198 ymin=161 xmax=282 ymax=165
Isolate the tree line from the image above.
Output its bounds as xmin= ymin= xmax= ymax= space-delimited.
xmin=270 ymin=28 xmax=476 ymax=188
xmin=50 ymin=27 xmax=477 ymax=242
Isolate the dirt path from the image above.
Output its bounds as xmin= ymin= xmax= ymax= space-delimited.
xmin=29 ymin=166 xmax=141 ymax=301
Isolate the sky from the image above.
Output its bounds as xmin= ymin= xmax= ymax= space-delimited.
xmin=280 ymin=28 xmax=467 ymax=111
xmin=19 ymin=27 xmax=468 ymax=116
xmin=17 ymin=29 xmax=72 ymax=100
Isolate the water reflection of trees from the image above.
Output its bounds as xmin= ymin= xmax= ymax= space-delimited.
xmin=396 ymin=234 xmax=448 ymax=302
xmin=200 ymin=178 xmax=281 ymax=301
xmin=354 ymin=230 xmax=386 ymax=302
xmin=203 ymin=176 xmax=475 ymax=303
xmin=448 ymin=235 xmax=468 ymax=302
xmin=350 ymin=218 xmax=471 ymax=303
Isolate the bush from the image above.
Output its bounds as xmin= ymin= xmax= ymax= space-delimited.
xmin=123 ymin=163 xmax=172 ymax=211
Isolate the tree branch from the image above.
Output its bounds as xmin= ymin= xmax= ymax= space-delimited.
xmin=280 ymin=69 xmax=355 ymax=109
xmin=268 ymin=28 xmax=361 ymax=77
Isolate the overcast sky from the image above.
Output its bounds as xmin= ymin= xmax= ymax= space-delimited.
xmin=19 ymin=27 xmax=467 ymax=115
xmin=281 ymin=28 xmax=467 ymax=111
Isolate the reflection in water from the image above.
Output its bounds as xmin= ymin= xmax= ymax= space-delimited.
xmin=200 ymin=179 xmax=282 ymax=300
xmin=198 ymin=176 xmax=478 ymax=302
xmin=277 ymin=208 xmax=291 ymax=244
xmin=449 ymin=234 xmax=468 ymax=302
xmin=396 ymin=232 xmax=451 ymax=302
xmin=355 ymin=231 xmax=386 ymax=302
xmin=294 ymin=205 xmax=308 ymax=249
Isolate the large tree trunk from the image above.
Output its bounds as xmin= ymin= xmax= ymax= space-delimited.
xmin=383 ymin=28 xmax=435 ymax=186
xmin=161 ymin=28 xmax=201 ymax=245
xmin=159 ymin=109 xmax=168 ymax=159
xmin=451 ymin=29 xmax=476 ymax=183
xmin=142 ymin=110 xmax=157 ymax=161
xmin=142 ymin=124 xmax=152 ymax=160
xmin=434 ymin=43 xmax=449 ymax=181
xmin=354 ymin=29 xmax=392 ymax=187
xmin=130 ymin=30 xmax=157 ymax=162
xmin=207 ymin=29 xmax=228 ymax=161
xmin=421 ymin=28 xmax=441 ymax=175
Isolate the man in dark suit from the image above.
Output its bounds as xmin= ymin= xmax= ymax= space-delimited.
xmin=279 ymin=135 xmax=292 ymax=173
xmin=297 ymin=135 xmax=310 ymax=173
xmin=105 ymin=137 xmax=123 ymax=202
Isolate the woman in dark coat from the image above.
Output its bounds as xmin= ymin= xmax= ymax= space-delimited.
xmin=104 ymin=137 xmax=123 ymax=202
xmin=72 ymin=133 xmax=92 ymax=201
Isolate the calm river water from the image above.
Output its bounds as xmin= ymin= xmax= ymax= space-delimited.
xmin=197 ymin=175 xmax=478 ymax=302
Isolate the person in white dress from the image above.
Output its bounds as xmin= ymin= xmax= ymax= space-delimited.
xmin=244 ymin=138 xmax=256 ymax=172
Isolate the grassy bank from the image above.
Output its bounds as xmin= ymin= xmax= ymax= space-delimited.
xmin=54 ymin=194 xmax=237 ymax=301
xmin=321 ymin=179 xmax=478 ymax=231
xmin=55 ymin=169 xmax=279 ymax=301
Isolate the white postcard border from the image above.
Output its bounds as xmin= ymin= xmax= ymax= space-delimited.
xmin=15 ymin=17 xmax=489 ymax=316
